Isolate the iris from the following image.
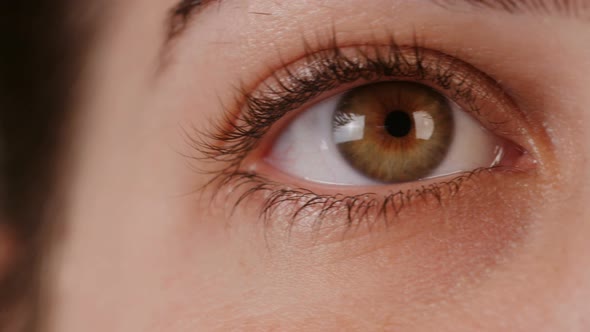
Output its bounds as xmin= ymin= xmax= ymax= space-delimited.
xmin=333 ymin=82 xmax=454 ymax=183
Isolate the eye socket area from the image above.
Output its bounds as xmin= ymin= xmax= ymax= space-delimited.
xmin=260 ymin=80 xmax=526 ymax=187
xmin=210 ymin=46 xmax=538 ymax=192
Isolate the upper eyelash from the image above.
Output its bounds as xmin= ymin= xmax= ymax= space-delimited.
xmin=191 ymin=36 xmax=496 ymax=178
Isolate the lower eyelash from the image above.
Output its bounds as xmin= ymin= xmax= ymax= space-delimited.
xmin=207 ymin=166 xmax=511 ymax=232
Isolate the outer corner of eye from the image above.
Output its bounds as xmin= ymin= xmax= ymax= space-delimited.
xmin=261 ymin=81 xmax=528 ymax=188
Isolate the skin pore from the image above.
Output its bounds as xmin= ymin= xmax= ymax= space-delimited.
xmin=42 ymin=0 xmax=590 ymax=331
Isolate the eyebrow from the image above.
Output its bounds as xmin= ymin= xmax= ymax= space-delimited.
xmin=167 ymin=0 xmax=218 ymax=39
xmin=167 ymin=0 xmax=589 ymax=40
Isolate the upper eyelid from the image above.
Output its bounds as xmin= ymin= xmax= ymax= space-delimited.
xmin=165 ymin=0 xmax=590 ymax=45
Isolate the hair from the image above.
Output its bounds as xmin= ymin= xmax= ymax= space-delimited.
xmin=0 ymin=1 xmax=89 ymax=330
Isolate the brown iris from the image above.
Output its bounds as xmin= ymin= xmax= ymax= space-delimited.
xmin=333 ymin=82 xmax=454 ymax=183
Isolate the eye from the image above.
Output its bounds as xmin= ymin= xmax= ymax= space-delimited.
xmin=195 ymin=43 xmax=536 ymax=224
xmin=265 ymin=81 xmax=512 ymax=186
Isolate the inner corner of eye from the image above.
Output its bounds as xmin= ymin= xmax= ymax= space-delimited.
xmin=260 ymin=81 xmax=525 ymax=187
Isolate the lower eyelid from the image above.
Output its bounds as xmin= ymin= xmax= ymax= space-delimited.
xmin=247 ymin=151 xmax=531 ymax=194
xmin=207 ymin=165 xmax=533 ymax=238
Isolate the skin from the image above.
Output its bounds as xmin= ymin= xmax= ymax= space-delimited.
xmin=39 ymin=0 xmax=590 ymax=331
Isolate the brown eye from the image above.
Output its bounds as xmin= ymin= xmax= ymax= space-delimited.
xmin=333 ymin=82 xmax=454 ymax=183
xmin=268 ymin=80 xmax=508 ymax=187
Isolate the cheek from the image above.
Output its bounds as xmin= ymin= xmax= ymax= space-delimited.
xmin=275 ymin=174 xmax=538 ymax=305
xmin=151 ymin=171 xmax=541 ymax=331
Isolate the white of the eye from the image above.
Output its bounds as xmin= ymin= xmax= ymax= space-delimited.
xmin=430 ymin=101 xmax=502 ymax=177
xmin=266 ymin=90 xmax=503 ymax=186
xmin=266 ymin=94 xmax=381 ymax=185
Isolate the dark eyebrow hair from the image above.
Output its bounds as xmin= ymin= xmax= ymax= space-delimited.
xmin=167 ymin=0 xmax=218 ymax=39
xmin=166 ymin=0 xmax=589 ymax=41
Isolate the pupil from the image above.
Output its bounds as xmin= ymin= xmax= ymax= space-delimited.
xmin=385 ymin=110 xmax=413 ymax=138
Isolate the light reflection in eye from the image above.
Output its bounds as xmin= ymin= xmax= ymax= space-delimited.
xmin=336 ymin=112 xmax=435 ymax=145
xmin=413 ymin=111 xmax=435 ymax=140
xmin=334 ymin=114 xmax=365 ymax=144
xmin=265 ymin=81 xmax=507 ymax=186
